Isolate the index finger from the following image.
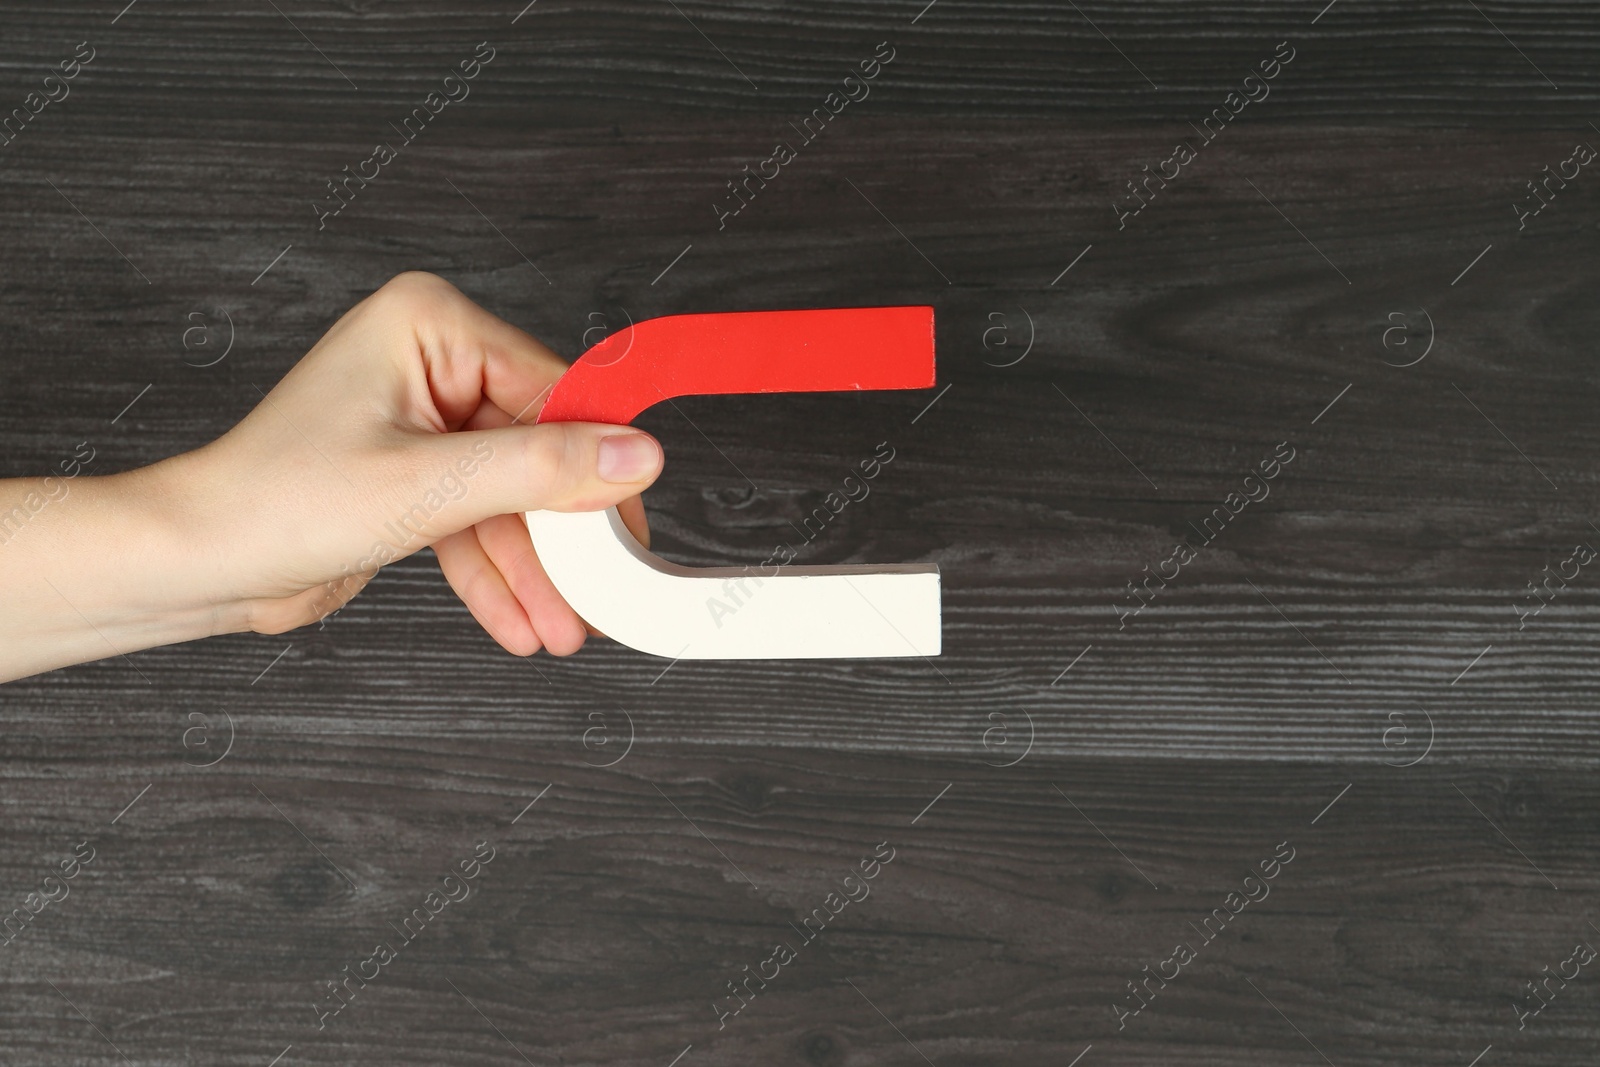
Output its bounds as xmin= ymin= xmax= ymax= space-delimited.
xmin=396 ymin=273 xmax=571 ymax=430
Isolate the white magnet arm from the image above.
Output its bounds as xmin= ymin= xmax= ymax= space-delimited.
xmin=524 ymin=507 xmax=941 ymax=660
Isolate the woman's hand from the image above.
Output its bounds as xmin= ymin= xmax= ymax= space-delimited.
xmin=0 ymin=272 xmax=663 ymax=682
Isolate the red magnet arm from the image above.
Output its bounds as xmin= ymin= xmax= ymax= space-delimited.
xmin=537 ymin=306 xmax=936 ymax=425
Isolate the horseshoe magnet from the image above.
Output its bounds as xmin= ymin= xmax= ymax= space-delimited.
xmin=524 ymin=306 xmax=941 ymax=660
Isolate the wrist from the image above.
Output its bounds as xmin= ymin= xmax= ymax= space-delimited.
xmin=121 ymin=449 xmax=256 ymax=642
xmin=0 ymin=456 xmax=248 ymax=682
xmin=57 ymin=455 xmax=251 ymax=652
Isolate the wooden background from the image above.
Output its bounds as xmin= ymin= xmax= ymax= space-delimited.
xmin=3 ymin=1 xmax=1600 ymax=1063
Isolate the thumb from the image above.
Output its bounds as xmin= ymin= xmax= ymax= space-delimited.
xmin=404 ymin=422 xmax=663 ymax=534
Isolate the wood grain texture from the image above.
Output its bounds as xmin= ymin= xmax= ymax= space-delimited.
xmin=3 ymin=1 xmax=1600 ymax=1064
xmin=2 ymin=750 xmax=1599 ymax=1065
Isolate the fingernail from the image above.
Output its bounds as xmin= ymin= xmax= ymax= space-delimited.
xmin=598 ymin=433 xmax=661 ymax=482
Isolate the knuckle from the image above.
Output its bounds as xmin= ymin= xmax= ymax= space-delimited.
xmin=521 ymin=427 xmax=575 ymax=491
xmin=374 ymin=271 xmax=458 ymax=312
xmin=383 ymin=270 xmax=443 ymax=293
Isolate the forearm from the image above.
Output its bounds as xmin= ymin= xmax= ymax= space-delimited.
xmin=0 ymin=457 xmax=246 ymax=683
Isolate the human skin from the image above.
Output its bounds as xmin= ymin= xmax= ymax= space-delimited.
xmin=0 ymin=272 xmax=664 ymax=683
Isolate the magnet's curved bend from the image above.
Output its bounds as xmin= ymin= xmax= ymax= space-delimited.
xmin=525 ymin=306 xmax=941 ymax=660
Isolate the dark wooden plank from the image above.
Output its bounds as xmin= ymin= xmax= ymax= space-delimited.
xmin=0 ymin=749 xmax=1596 ymax=1065
xmin=1 ymin=1 xmax=1597 ymax=121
